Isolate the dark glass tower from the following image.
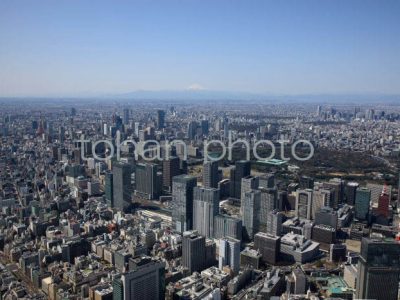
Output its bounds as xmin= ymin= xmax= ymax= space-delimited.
xmin=203 ymin=160 xmax=219 ymax=189
xmin=112 ymin=162 xmax=132 ymax=211
xmin=105 ymin=171 xmax=113 ymax=207
xmin=182 ymin=231 xmax=206 ymax=273
xmin=230 ymin=160 xmax=251 ymax=199
xmin=171 ymin=175 xmax=197 ymax=233
xmin=157 ymin=110 xmax=165 ymax=129
xmin=356 ymin=237 xmax=400 ymax=300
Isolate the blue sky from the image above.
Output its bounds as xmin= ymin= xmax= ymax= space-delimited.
xmin=0 ymin=0 xmax=399 ymax=97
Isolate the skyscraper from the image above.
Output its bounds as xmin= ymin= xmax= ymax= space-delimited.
xmin=134 ymin=122 xmax=140 ymax=137
xmin=323 ymin=178 xmax=344 ymax=209
xmin=203 ymin=161 xmax=219 ymax=189
xmin=356 ymin=237 xmax=400 ymax=300
xmin=121 ymin=257 xmax=165 ymax=300
xmin=266 ymin=210 xmax=284 ymax=236
xmin=219 ymin=238 xmax=241 ymax=274
xmin=296 ymin=189 xmax=313 ymax=220
xmin=172 ymin=175 xmax=197 ymax=233
xmin=201 ymin=119 xmax=209 ymax=135
xmin=213 ymin=214 xmax=242 ymax=240
xmin=259 ymin=173 xmax=275 ymax=189
xmin=345 ymin=182 xmax=359 ymax=205
xmin=259 ymin=187 xmax=277 ymax=232
xmin=162 ymin=156 xmax=181 ymax=191
xmin=112 ymin=162 xmax=132 ymax=211
xmin=104 ymin=171 xmax=113 ymax=207
xmin=187 ymin=121 xmax=198 ymax=140
xmin=123 ymin=108 xmax=129 ymax=125
xmin=193 ymin=187 xmax=220 ymax=238
xmin=157 ymin=110 xmax=165 ymax=129
xmin=398 ymin=171 xmax=400 ymax=207
xmin=312 ymin=188 xmax=334 ymax=219
xmin=135 ymin=163 xmax=160 ymax=200
xmin=230 ymin=160 xmax=251 ymax=199
xmin=355 ymin=187 xmax=371 ymax=220
xmin=377 ymin=185 xmax=390 ymax=218
xmin=240 ymin=175 xmax=259 ymax=202
xmin=182 ymin=230 xmax=206 ymax=273
xmin=316 ymin=105 xmax=321 ymax=117
xmin=242 ymin=190 xmax=261 ymax=240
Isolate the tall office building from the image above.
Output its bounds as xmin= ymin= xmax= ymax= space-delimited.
xmin=157 ymin=110 xmax=165 ymax=129
xmin=162 ymin=156 xmax=181 ymax=191
xmin=203 ymin=161 xmax=219 ymax=189
xmin=201 ymin=120 xmax=209 ymax=136
xmin=296 ymin=189 xmax=313 ymax=220
xmin=366 ymin=183 xmax=391 ymax=205
xmin=242 ymin=190 xmax=261 ymax=240
xmin=112 ymin=162 xmax=132 ymax=211
xmin=58 ymin=126 xmax=65 ymax=143
xmin=240 ymin=176 xmax=259 ymax=216
xmin=397 ymin=171 xmax=400 ymax=207
xmin=230 ymin=160 xmax=251 ymax=199
xmin=259 ymin=188 xmax=277 ymax=232
xmin=355 ymin=187 xmax=371 ymax=220
xmin=259 ymin=173 xmax=275 ymax=189
xmin=266 ymin=210 xmax=284 ymax=236
xmin=105 ymin=171 xmax=113 ymax=207
xmin=312 ymin=188 xmax=334 ymax=219
xmin=214 ymin=214 xmax=242 ymax=240
xmin=219 ymin=238 xmax=241 ymax=274
xmin=240 ymin=176 xmax=259 ymax=201
xmin=121 ymin=257 xmax=165 ymax=300
xmin=254 ymin=232 xmax=280 ymax=265
xmin=377 ymin=185 xmax=390 ymax=218
xmin=135 ymin=163 xmax=160 ymax=200
xmin=345 ymin=182 xmax=359 ymax=205
xmin=193 ymin=187 xmax=220 ymax=238
xmin=123 ymin=108 xmax=129 ymax=125
xmin=187 ymin=121 xmax=198 ymax=140
xmin=134 ymin=122 xmax=140 ymax=137
xmin=316 ymin=105 xmax=321 ymax=116
xmin=172 ymin=175 xmax=197 ymax=233
xmin=182 ymin=231 xmax=206 ymax=273
xmin=323 ymin=179 xmax=344 ymax=209
xmin=356 ymin=237 xmax=400 ymax=300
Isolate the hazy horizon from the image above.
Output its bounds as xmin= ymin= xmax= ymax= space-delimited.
xmin=1 ymin=0 xmax=399 ymax=97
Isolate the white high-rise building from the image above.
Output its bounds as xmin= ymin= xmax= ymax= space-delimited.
xmin=219 ymin=238 xmax=240 ymax=274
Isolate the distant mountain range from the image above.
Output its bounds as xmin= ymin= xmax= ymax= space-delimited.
xmin=104 ymin=89 xmax=400 ymax=104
